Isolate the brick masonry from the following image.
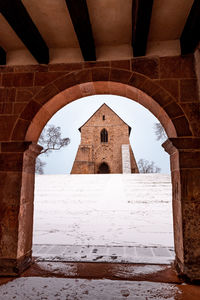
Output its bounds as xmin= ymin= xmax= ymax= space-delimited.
xmin=0 ymin=55 xmax=199 ymax=142
xmin=0 ymin=55 xmax=200 ymax=280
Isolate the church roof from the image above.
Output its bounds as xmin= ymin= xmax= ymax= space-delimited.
xmin=79 ymin=103 xmax=132 ymax=135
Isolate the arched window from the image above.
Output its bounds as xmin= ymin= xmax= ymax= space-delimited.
xmin=101 ymin=128 xmax=108 ymax=143
xmin=98 ymin=162 xmax=110 ymax=174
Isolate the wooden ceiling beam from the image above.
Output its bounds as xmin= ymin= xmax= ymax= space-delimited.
xmin=132 ymin=0 xmax=154 ymax=57
xmin=0 ymin=0 xmax=49 ymax=64
xmin=0 ymin=47 xmax=6 ymax=65
xmin=65 ymin=0 xmax=96 ymax=61
xmin=180 ymin=0 xmax=200 ymax=55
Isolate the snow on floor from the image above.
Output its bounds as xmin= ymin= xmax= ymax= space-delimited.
xmin=0 ymin=277 xmax=182 ymax=300
xmin=33 ymin=174 xmax=174 ymax=248
xmin=33 ymin=244 xmax=174 ymax=264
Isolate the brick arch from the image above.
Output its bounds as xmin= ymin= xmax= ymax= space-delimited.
xmin=11 ymin=67 xmax=192 ymax=141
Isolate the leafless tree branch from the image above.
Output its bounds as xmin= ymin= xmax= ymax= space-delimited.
xmin=35 ymin=125 xmax=70 ymax=174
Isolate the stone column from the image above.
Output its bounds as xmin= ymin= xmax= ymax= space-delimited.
xmin=0 ymin=142 xmax=42 ymax=276
xmin=163 ymin=137 xmax=200 ymax=281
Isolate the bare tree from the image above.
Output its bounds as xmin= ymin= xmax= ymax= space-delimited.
xmin=35 ymin=157 xmax=46 ymax=175
xmin=137 ymin=159 xmax=161 ymax=173
xmin=154 ymin=122 xmax=167 ymax=141
xmin=35 ymin=125 xmax=70 ymax=174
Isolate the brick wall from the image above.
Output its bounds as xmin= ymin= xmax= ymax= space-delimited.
xmin=0 ymin=55 xmax=199 ymax=144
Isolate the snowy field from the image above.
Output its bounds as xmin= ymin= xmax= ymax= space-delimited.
xmin=33 ymin=174 xmax=174 ymax=248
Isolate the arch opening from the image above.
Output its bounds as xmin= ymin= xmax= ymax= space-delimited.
xmin=97 ymin=162 xmax=110 ymax=174
xmin=24 ymin=81 xmax=178 ymax=143
xmin=32 ymin=94 xmax=174 ymax=267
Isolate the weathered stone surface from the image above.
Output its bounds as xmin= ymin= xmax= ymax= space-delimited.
xmin=2 ymin=73 xmax=34 ymax=87
xmin=0 ymin=143 xmax=39 ymax=275
xmin=48 ymin=62 xmax=83 ymax=72
xmin=92 ymin=68 xmax=110 ymax=81
xmin=128 ymin=72 xmax=147 ymax=90
xmin=0 ymin=153 xmax=24 ymax=172
xmin=140 ymin=79 xmax=160 ymax=96
xmin=151 ymin=88 xmax=173 ymax=107
xmin=155 ymin=79 xmax=179 ymax=100
xmin=1 ymin=141 xmax=31 ymax=153
xmin=13 ymin=65 xmax=48 ymax=73
xmin=71 ymin=104 xmax=138 ymax=174
xmin=0 ymin=171 xmax=22 ymax=205
xmin=11 ymin=119 xmax=30 ymax=141
xmin=20 ymin=101 xmax=41 ymax=121
xmin=164 ymin=102 xmax=184 ymax=119
xmin=53 ymin=73 xmax=77 ymax=92
xmin=160 ymin=55 xmax=196 ymax=79
xmin=0 ymin=254 xmax=32 ymax=276
xmin=163 ymin=138 xmax=200 ymax=280
xmin=108 ymin=81 xmax=126 ymax=97
xmin=18 ymin=201 xmax=34 ymax=258
xmin=84 ymin=61 xmax=109 ymax=69
xmin=111 ymin=60 xmax=130 ymax=70
xmin=0 ymin=87 xmax=16 ymax=102
xmin=181 ymin=103 xmax=200 ymax=136
xmin=16 ymin=87 xmax=41 ymax=102
xmin=75 ymin=69 xmax=92 ymax=84
xmin=13 ymin=103 xmax=27 ymax=115
xmin=34 ymin=84 xmax=59 ymax=104
xmin=132 ymin=57 xmax=159 ymax=79
xmin=110 ymin=69 xmax=132 ymax=83
xmin=0 ymin=103 xmax=13 ymax=114
xmin=172 ymin=116 xmax=192 ymax=137
xmin=179 ymin=152 xmax=200 ymax=169
xmin=34 ymin=72 xmax=66 ymax=86
xmin=180 ymin=79 xmax=198 ymax=102
xmin=0 ymin=116 xmax=17 ymax=140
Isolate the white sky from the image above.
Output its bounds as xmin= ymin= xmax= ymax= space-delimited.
xmin=40 ymin=95 xmax=170 ymax=174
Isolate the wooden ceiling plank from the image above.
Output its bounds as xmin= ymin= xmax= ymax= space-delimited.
xmin=132 ymin=0 xmax=154 ymax=57
xmin=0 ymin=47 xmax=6 ymax=65
xmin=0 ymin=0 xmax=49 ymax=64
xmin=180 ymin=0 xmax=200 ymax=55
xmin=65 ymin=0 xmax=96 ymax=61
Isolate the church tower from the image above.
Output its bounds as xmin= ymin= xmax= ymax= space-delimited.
xmin=71 ymin=104 xmax=139 ymax=174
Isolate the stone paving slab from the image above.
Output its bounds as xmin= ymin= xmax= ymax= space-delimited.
xmin=33 ymin=244 xmax=175 ymax=264
xmin=0 ymin=277 xmax=183 ymax=300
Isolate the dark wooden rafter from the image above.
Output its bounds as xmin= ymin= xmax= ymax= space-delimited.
xmin=0 ymin=47 xmax=6 ymax=65
xmin=180 ymin=0 xmax=200 ymax=55
xmin=65 ymin=0 xmax=96 ymax=61
xmin=132 ymin=0 xmax=154 ymax=57
xmin=0 ymin=0 xmax=49 ymax=64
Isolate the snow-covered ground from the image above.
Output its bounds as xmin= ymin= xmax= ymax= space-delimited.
xmin=33 ymin=174 xmax=174 ymax=248
xmin=0 ymin=277 xmax=182 ymax=300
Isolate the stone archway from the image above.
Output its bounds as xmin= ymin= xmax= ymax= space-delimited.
xmin=97 ymin=162 xmax=110 ymax=174
xmin=1 ymin=66 xmax=200 ymax=281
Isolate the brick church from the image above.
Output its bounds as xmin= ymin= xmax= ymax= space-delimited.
xmin=71 ymin=103 xmax=139 ymax=174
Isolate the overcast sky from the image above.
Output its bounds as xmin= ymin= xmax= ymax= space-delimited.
xmin=39 ymin=95 xmax=170 ymax=174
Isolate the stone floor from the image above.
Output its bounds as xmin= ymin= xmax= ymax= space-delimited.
xmin=33 ymin=244 xmax=175 ymax=264
xmin=1 ymin=261 xmax=200 ymax=299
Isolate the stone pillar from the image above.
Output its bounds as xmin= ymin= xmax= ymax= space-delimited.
xmin=163 ymin=137 xmax=200 ymax=281
xmin=0 ymin=142 xmax=42 ymax=276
